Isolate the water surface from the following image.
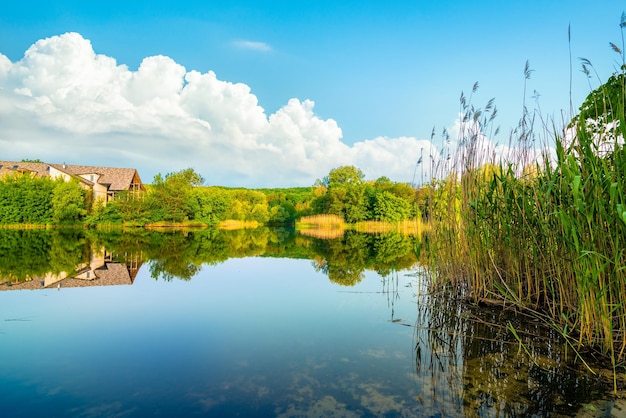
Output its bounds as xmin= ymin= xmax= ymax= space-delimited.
xmin=0 ymin=229 xmax=614 ymax=417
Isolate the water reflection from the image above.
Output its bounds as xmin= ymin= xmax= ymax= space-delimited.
xmin=0 ymin=229 xmax=142 ymax=290
xmin=0 ymin=228 xmax=421 ymax=289
xmin=0 ymin=228 xmax=616 ymax=416
xmin=411 ymin=268 xmax=609 ymax=416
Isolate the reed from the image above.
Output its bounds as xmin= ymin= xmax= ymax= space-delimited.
xmin=296 ymin=215 xmax=427 ymax=239
xmin=297 ymin=214 xmax=346 ymax=229
xmin=145 ymin=220 xmax=209 ymax=229
xmin=298 ymin=228 xmax=346 ymax=239
xmin=425 ymin=24 xmax=626 ymax=385
xmin=218 ymin=220 xmax=260 ymax=230
xmin=0 ymin=223 xmax=53 ymax=229
xmin=354 ymin=218 xmax=427 ymax=236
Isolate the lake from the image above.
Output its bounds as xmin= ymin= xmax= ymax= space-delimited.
xmin=0 ymin=228 xmax=615 ymax=417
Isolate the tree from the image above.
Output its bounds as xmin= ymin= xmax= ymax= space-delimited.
xmin=107 ymin=190 xmax=150 ymax=224
xmin=148 ymin=168 xmax=204 ymax=222
xmin=372 ymin=191 xmax=412 ymax=222
xmin=191 ymin=187 xmax=230 ymax=225
xmin=0 ymin=174 xmax=55 ymax=224
xmin=568 ymin=71 xmax=625 ymax=155
xmin=51 ymin=179 xmax=88 ymax=223
xmin=323 ymin=165 xmax=365 ymax=188
xmin=319 ymin=166 xmax=369 ymax=222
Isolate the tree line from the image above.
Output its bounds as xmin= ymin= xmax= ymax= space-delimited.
xmin=0 ymin=165 xmax=422 ymax=227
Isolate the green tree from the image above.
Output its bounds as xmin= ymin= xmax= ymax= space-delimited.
xmin=51 ymin=179 xmax=88 ymax=223
xmin=372 ymin=190 xmax=412 ymax=222
xmin=110 ymin=190 xmax=151 ymax=224
xmin=0 ymin=174 xmax=55 ymax=224
xmin=191 ymin=187 xmax=231 ymax=225
xmin=323 ymin=165 xmax=365 ymax=187
xmin=317 ymin=166 xmax=369 ymax=222
xmin=148 ymin=168 xmax=204 ymax=222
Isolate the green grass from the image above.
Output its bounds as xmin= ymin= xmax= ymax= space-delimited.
xmin=424 ymin=20 xmax=626 ymax=389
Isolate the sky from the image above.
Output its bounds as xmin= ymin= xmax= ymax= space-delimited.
xmin=0 ymin=1 xmax=624 ymax=187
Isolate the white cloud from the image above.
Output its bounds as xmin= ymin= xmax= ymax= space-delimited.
xmin=233 ymin=40 xmax=272 ymax=52
xmin=353 ymin=137 xmax=442 ymax=185
xmin=0 ymin=32 xmax=446 ymax=187
xmin=446 ymin=116 xmax=554 ymax=177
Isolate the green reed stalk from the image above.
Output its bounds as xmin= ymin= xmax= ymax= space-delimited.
xmin=426 ymin=48 xmax=626 ymax=387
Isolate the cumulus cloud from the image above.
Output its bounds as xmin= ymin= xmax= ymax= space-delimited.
xmin=444 ymin=116 xmax=554 ymax=178
xmin=233 ymin=40 xmax=272 ymax=52
xmin=0 ymin=32 xmax=443 ymax=187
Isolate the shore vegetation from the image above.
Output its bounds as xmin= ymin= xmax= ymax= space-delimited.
xmin=422 ymin=15 xmax=626 ymax=389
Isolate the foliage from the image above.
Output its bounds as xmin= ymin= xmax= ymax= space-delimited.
xmin=310 ymin=230 xmax=418 ymax=286
xmin=260 ymin=187 xmax=314 ymax=225
xmin=311 ymin=166 xmax=419 ymax=224
xmin=147 ymin=168 xmax=203 ymax=223
xmin=191 ymin=187 xmax=231 ymax=226
xmin=0 ymin=174 xmax=55 ymax=224
xmin=1 ymin=164 xmax=419 ymax=228
xmin=371 ymin=190 xmax=412 ymax=222
xmin=51 ymin=179 xmax=88 ymax=223
xmin=0 ymin=228 xmax=87 ymax=282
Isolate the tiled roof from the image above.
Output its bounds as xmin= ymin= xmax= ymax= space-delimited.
xmin=50 ymin=164 xmax=141 ymax=191
xmin=0 ymin=161 xmax=52 ymax=177
xmin=0 ymin=262 xmax=140 ymax=291
xmin=0 ymin=161 xmax=143 ymax=191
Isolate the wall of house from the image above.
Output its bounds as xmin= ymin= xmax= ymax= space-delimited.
xmin=78 ymin=173 xmax=101 ymax=184
xmin=48 ymin=166 xmax=73 ymax=182
xmin=92 ymin=183 xmax=109 ymax=204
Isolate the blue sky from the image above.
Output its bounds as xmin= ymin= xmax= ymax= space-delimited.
xmin=0 ymin=1 xmax=624 ymax=186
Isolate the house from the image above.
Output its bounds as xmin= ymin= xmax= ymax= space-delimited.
xmin=0 ymin=160 xmax=145 ymax=204
xmin=0 ymin=247 xmax=143 ymax=291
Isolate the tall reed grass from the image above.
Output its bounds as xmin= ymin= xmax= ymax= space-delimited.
xmin=354 ymin=219 xmax=428 ymax=236
xmin=425 ymin=19 xmax=626 ymax=388
xmin=297 ymin=214 xmax=346 ymax=229
xmin=296 ymin=215 xmax=428 ymax=238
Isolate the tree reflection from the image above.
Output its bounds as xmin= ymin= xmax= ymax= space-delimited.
xmin=95 ymin=227 xmax=420 ymax=285
xmin=0 ymin=227 xmax=420 ymax=285
xmin=0 ymin=228 xmax=87 ymax=283
xmin=94 ymin=227 xmax=300 ymax=281
xmin=309 ymin=231 xmax=419 ymax=286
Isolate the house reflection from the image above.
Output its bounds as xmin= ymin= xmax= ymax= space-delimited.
xmin=0 ymin=248 xmax=143 ymax=291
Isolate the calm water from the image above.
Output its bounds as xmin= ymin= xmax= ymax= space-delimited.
xmin=0 ymin=229 xmax=614 ymax=417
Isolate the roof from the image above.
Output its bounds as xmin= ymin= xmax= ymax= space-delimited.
xmin=0 ymin=161 xmax=143 ymax=192
xmin=50 ymin=164 xmax=141 ymax=191
xmin=0 ymin=161 xmax=52 ymax=177
xmin=0 ymin=262 xmax=139 ymax=291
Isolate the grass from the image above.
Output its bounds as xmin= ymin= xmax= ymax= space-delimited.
xmin=423 ymin=27 xmax=626 ymax=390
xmin=297 ymin=214 xmax=346 ymax=229
xmin=354 ymin=219 xmax=428 ymax=235
xmin=218 ymin=219 xmax=260 ymax=230
xmin=0 ymin=223 xmax=54 ymax=229
xmin=296 ymin=215 xmax=428 ymax=238
xmin=298 ymin=227 xmax=346 ymax=239
xmin=144 ymin=220 xmax=209 ymax=229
